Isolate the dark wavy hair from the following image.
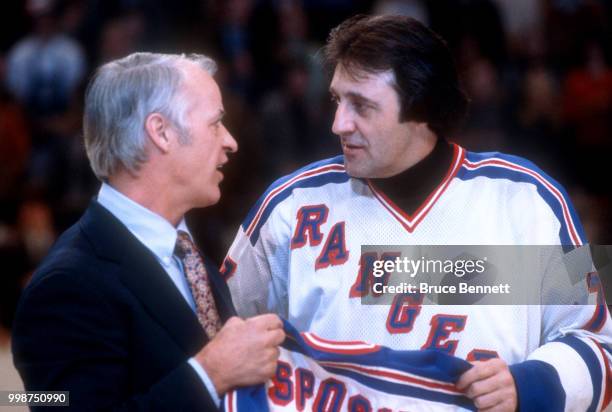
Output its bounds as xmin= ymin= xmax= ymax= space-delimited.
xmin=323 ymin=15 xmax=469 ymax=138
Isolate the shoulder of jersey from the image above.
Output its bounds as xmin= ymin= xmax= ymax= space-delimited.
xmin=456 ymin=147 xmax=586 ymax=246
xmin=240 ymin=148 xmax=586 ymax=247
xmin=241 ymin=155 xmax=350 ymax=244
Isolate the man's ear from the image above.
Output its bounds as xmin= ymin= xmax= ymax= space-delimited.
xmin=145 ymin=112 xmax=171 ymax=153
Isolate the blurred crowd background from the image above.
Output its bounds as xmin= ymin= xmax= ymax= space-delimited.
xmin=1 ymin=0 xmax=611 ymax=393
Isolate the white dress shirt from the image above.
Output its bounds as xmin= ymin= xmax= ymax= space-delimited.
xmin=97 ymin=183 xmax=221 ymax=406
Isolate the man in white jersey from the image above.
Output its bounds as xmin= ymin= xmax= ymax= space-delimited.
xmin=224 ymin=15 xmax=612 ymax=411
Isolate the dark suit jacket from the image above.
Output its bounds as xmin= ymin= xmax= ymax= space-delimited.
xmin=12 ymin=201 xmax=236 ymax=411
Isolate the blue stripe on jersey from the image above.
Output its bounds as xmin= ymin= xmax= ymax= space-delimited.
xmin=236 ymin=385 xmax=267 ymax=411
xmin=456 ymin=151 xmax=586 ymax=247
xmin=242 ymin=156 xmax=348 ymax=245
xmin=557 ymin=336 xmax=602 ymax=412
xmin=509 ymin=360 xmax=566 ymax=411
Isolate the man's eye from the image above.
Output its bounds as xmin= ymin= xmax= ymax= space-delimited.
xmin=330 ymin=95 xmax=339 ymax=105
xmin=353 ymin=102 xmax=367 ymax=115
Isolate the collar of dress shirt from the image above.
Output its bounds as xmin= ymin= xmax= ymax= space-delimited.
xmin=97 ymin=182 xmax=190 ymax=265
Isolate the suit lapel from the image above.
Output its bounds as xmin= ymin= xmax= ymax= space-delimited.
xmin=80 ymin=201 xmax=206 ymax=355
xmin=204 ymin=259 xmax=236 ymax=321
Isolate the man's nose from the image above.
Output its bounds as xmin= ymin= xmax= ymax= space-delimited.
xmin=223 ymin=125 xmax=238 ymax=153
xmin=331 ymin=103 xmax=356 ymax=136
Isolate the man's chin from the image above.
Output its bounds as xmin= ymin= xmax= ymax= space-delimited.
xmin=344 ymin=163 xmax=369 ymax=179
xmin=196 ymin=189 xmax=221 ymax=208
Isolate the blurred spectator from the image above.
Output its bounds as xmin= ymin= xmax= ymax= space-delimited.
xmin=17 ymin=200 xmax=55 ymax=266
xmin=259 ymin=56 xmax=336 ymax=179
xmin=458 ymin=49 xmax=507 ymax=151
xmin=0 ymin=240 xmax=29 ymax=335
xmin=277 ymin=0 xmax=309 ymax=65
xmin=0 ymin=240 xmax=28 ymax=407
xmin=0 ymin=229 xmax=29 ymax=406
xmin=570 ymin=189 xmax=612 ymax=244
xmin=98 ymin=10 xmax=145 ymax=63
xmin=372 ymin=0 xmax=428 ymax=23
xmin=561 ymin=40 xmax=612 ymax=194
xmin=0 ymin=84 xmax=30 ymax=221
xmin=491 ymin=0 xmax=543 ymax=58
xmin=429 ymin=0 xmax=507 ymax=68
xmin=241 ymin=0 xmax=278 ymax=99
xmin=545 ymin=0 xmax=610 ymax=69
xmin=512 ymin=62 xmax=566 ymax=174
xmin=0 ymin=2 xmax=29 ymax=53
xmin=42 ymin=85 xmax=98 ymax=229
xmin=303 ymin=0 xmax=366 ymax=43
xmin=519 ymin=64 xmax=560 ymax=132
xmin=5 ymin=0 xmax=86 ymax=117
xmin=219 ymin=0 xmax=256 ymax=100
xmin=562 ymin=41 xmax=612 ymax=148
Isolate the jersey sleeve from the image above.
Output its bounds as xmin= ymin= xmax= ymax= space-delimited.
xmin=511 ymin=278 xmax=612 ymax=411
xmin=511 ymin=185 xmax=612 ymax=411
xmin=223 ymin=189 xmax=294 ymax=319
xmin=531 ymin=250 xmax=611 ymax=412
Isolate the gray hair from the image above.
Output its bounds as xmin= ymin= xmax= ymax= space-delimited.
xmin=83 ymin=52 xmax=217 ymax=179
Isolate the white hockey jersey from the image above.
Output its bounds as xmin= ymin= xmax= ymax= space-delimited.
xmin=224 ymin=144 xmax=612 ymax=411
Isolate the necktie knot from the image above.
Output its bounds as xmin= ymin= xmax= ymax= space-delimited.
xmin=175 ymin=230 xmax=196 ymax=259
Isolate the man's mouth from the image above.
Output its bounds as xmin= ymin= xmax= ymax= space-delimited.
xmin=342 ymin=142 xmax=364 ymax=151
xmin=216 ymin=159 xmax=228 ymax=170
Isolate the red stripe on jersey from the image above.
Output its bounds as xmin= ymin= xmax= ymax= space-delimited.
xmin=226 ymin=390 xmax=235 ymax=412
xmin=584 ymin=272 xmax=608 ymax=333
xmin=591 ymin=339 xmax=612 ymax=410
xmin=301 ymin=332 xmax=381 ymax=355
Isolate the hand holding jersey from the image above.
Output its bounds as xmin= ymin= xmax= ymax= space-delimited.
xmin=457 ymin=359 xmax=517 ymax=411
xmin=197 ymin=314 xmax=285 ymax=395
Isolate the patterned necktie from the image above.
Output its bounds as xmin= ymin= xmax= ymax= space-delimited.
xmin=174 ymin=230 xmax=222 ymax=339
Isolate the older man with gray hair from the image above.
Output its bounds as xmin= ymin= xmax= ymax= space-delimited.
xmin=11 ymin=52 xmax=284 ymax=411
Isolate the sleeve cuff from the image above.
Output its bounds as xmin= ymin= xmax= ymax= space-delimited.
xmin=188 ymin=357 xmax=221 ymax=407
xmin=509 ymin=360 xmax=565 ymax=412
